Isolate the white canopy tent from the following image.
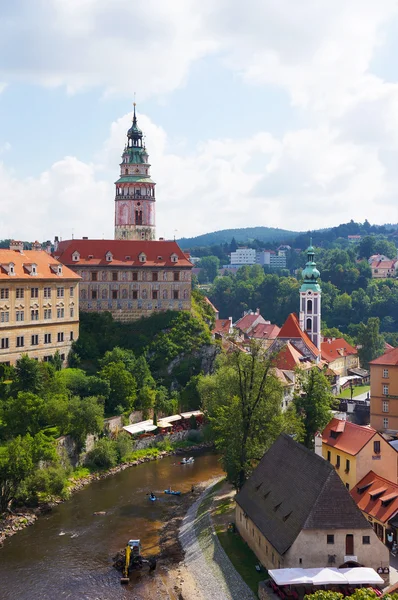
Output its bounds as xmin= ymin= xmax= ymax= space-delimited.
xmin=268 ymin=568 xmax=383 ymax=587
xmin=123 ymin=421 xmax=157 ymax=436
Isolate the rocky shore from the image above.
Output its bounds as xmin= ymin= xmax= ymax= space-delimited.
xmin=0 ymin=441 xmax=214 ymax=547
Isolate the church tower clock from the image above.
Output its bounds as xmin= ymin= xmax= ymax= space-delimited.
xmin=114 ymin=104 xmax=156 ymax=240
xmin=299 ymin=240 xmax=322 ymax=351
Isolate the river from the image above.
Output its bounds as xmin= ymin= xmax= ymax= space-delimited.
xmin=0 ymin=452 xmax=223 ymax=600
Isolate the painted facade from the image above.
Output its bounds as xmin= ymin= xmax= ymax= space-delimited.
xmin=0 ymin=242 xmax=80 ymax=366
xmin=114 ymin=104 xmax=156 ymax=241
xmin=54 ymin=239 xmax=192 ymax=323
xmin=370 ymin=349 xmax=398 ymax=433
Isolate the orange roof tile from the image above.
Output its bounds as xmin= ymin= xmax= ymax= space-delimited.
xmin=250 ymin=323 xmax=280 ymax=340
xmin=321 ymin=338 xmax=358 ymax=362
xmin=55 ymin=239 xmax=193 ymax=268
xmin=0 ymin=249 xmax=80 ymax=281
xmin=351 ymin=472 xmax=398 ymax=524
xmin=322 ymin=418 xmax=376 ymax=455
xmin=277 ymin=313 xmax=320 ymax=356
xmin=204 ymin=296 xmax=219 ymax=314
xmin=235 ymin=313 xmax=264 ymax=332
xmin=370 ymin=347 xmax=398 ymax=366
xmin=272 ymin=341 xmax=308 ymax=370
xmin=213 ymin=319 xmax=231 ymax=335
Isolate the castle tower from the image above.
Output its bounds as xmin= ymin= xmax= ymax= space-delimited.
xmin=114 ymin=104 xmax=156 ymax=240
xmin=299 ymin=240 xmax=322 ymax=351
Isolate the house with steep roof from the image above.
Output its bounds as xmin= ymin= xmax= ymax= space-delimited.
xmin=235 ymin=434 xmax=388 ymax=571
xmin=369 ymin=258 xmax=398 ymax=279
xmin=212 ymin=317 xmax=233 ymax=337
xmin=234 ymin=309 xmax=280 ymax=348
xmin=322 ymin=418 xmax=397 ymax=490
xmin=268 ymin=313 xmax=320 ymax=362
xmin=351 ymin=472 xmax=398 ymax=545
xmin=321 ymin=338 xmax=359 ymax=376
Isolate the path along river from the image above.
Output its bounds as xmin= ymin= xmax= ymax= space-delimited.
xmin=0 ymin=452 xmax=223 ymax=600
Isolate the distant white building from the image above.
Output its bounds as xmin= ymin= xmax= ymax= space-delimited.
xmin=256 ymin=250 xmax=287 ymax=269
xmin=230 ymin=247 xmax=256 ymax=266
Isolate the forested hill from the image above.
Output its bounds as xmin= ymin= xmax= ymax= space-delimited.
xmin=177 ymin=227 xmax=299 ymax=248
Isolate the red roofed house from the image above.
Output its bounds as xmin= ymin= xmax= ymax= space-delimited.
xmin=351 ymin=472 xmax=398 ymax=544
xmin=322 ymin=418 xmax=397 ymax=490
xmin=213 ymin=317 xmax=233 ymax=337
xmin=370 ymin=348 xmax=398 ymax=434
xmin=369 ymin=258 xmax=398 ymax=279
xmin=55 ymin=239 xmax=192 ymax=322
xmin=234 ymin=309 xmax=280 ymax=348
xmin=269 ymin=312 xmax=320 ymax=361
xmin=321 ymin=337 xmax=359 ymax=376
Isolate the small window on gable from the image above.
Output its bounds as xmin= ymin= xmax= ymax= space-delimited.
xmin=57 ymin=265 xmax=62 ymax=275
xmin=106 ymin=252 xmax=113 ymax=262
xmin=171 ymin=253 xmax=178 ymax=263
xmin=9 ymin=263 xmax=15 ymax=275
xmin=139 ymin=253 xmax=146 ymax=263
xmin=72 ymin=252 xmax=80 ymax=262
xmin=31 ymin=263 xmax=37 ymax=276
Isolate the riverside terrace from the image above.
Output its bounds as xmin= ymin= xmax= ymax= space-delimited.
xmin=122 ymin=411 xmax=204 ymax=438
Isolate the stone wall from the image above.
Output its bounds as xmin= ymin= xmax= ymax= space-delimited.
xmin=132 ymin=429 xmax=190 ymax=450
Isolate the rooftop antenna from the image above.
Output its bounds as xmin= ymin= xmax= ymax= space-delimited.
xmin=72 ymin=229 xmax=74 ymax=240
xmin=174 ymin=229 xmax=178 ymax=241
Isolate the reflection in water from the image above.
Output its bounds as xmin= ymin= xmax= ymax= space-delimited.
xmin=0 ymin=453 xmax=222 ymax=600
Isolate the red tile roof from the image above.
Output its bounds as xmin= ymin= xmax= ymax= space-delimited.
xmin=272 ymin=341 xmax=309 ymax=370
xmin=370 ymin=348 xmax=398 ymax=366
xmin=351 ymin=472 xmax=398 ymax=524
xmin=277 ymin=313 xmax=320 ymax=356
xmin=385 ymin=342 xmax=395 ymax=352
xmin=0 ymin=249 xmax=80 ymax=281
xmin=321 ymin=338 xmax=358 ymax=362
xmin=55 ymin=239 xmax=193 ymax=268
xmin=213 ymin=319 xmax=231 ymax=335
xmin=370 ymin=259 xmax=397 ymax=269
xmin=322 ymin=418 xmax=376 ymax=455
xmin=250 ymin=323 xmax=280 ymax=340
xmin=234 ymin=313 xmax=263 ymax=332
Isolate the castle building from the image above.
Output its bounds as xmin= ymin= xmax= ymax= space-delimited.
xmin=299 ymin=241 xmax=322 ymax=351
xmin=114 ymin=104 xmax=156 ymax=241
xmin=0 ymin=241 xmax=80 ymax=366
xmin=54 ymin=239 xmax=192 ymax=323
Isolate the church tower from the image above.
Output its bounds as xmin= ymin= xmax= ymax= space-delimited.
xmin=114 ymin=104 xmax=156 ymax=240
xmin=299 ymin=240 xmax=322 ymax=351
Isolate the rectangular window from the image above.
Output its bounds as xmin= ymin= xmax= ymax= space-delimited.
xmin=173 ymin=271 xmax=180 ymax=281
xmin=173 ymin=290 xmax=179 ymax=300
xmin=362 ymin=536 xmax=370 ymax=545
xmin=31 ymin=334 xmax=39 ymax=346
xmin=31 ymin=309 xmax=39 ymax=321
xmin=152 ymin=272 xmax=158 ymax=281
xmin=57 ymin=287 xmax=64 ymax=298
xmin=57 ymin=308 xmax=65 ymax=318
xmin=345 ymin=459 xmax=350 ymax=473
xmin=44 ymin=309 xmax=52 ymax=320
xmin=91 ymin=290 xmax=97 ymax=300
xmin=374 ymin=440 xmax=381 ymax=454
xmin=112 ymin=272 xmax=118 ymax=281
xmin=44 ymin=333 xmax=51 ymax=344
xmin=112 ymin=290 xmax=118 ymax=300
xmin=132 ymin=272 xmax=138 ymax=281
xmin=152 ymin=290 xmax=158 ymax=300
xmin=383 ymin=369 xmax=389 ymax=378
xmin=16 ymin=336 xmax=24 ymax=348
xmin=16 ymin=287 xmax=24 ymax=299
xmin=0 ymin=288 xmax=9 ymax=299
xmin=1 ymin=338 xmax=9 ymax=349
xmin=70 ymin=286 xmax=74 ymax=297
xmin=70 ymin=331 xmax=74 ymax=341
xmin=70 ymin=307 xmax=74 ymax=318
xmin=383 ymin=384 xmax=389 ymax=395
xmin=336 ymin=455 xmax=340 ymax=469
xmin=327 ymin=450 xmax=331 ymax=462
xmin=31 ymin=287 xmax=39 ymax=298
xmin=383 ymin=417 xmax=389 ymax=429
xmin=43 ymin=287 xmax=51 ymax=298
xmin=91 ymin=272 xmax=98 ymax=281
xmin=132 ymin=290 xmax=138 ymax=299
xmin=16 ymin=310 xmax=24 ymax=322
xmin=57 ymin=332 xmax=64 ymax=342
xmin=327 ymin=535 xmax=334 ymax=544
xmin=383 ymin=401 xmax=389 ymax=413
xmin=0 ymin=311 xmax=9 ymax=323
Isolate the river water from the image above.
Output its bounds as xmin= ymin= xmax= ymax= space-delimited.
xmin=0 ymin=452 xmax=223 ymax=600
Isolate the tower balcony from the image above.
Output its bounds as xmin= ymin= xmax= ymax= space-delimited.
xmin=115 ymin=193 xmax=155 ymax=200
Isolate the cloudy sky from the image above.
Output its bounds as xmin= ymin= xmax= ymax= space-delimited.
xmin=1 ymin=0 xmax=398 ymax=242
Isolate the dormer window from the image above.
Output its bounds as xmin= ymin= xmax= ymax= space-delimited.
xmin=171 ymin=253 xmax=178 ymax=263
xmin=57 ymin=265 xmax=63 ymax=276
xmin=72 ymin=251 xmax=80 ymax=262
xmin=31 ymin=263 xmax=37 ymax=276
xmin=139 ymin=253 xmax=146 ymax=263
xmin=106 ymin=252 xmax=113 ymax=262
xmin=9 ymin=263 xmax=15 ymax=276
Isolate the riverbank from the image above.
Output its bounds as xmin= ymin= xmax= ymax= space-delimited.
xmin=0 ymin=440 xmax=214 ymax=547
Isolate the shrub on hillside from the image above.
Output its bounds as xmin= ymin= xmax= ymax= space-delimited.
xmin=85 ymin=438 xmax=118 ymax=469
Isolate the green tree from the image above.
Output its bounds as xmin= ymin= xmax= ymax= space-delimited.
xmin=357 ymin=317 xmax=385 ymax=369
xmin=1 ymin=392 xmax=46 ymax=438
xmin=68 ymin=396 xmax=104 ymax=450
xmin=198 ymin=256 xmax=220 ymax=283
xmin=133 ymin=355 xmax=155 ymax=390
xmin=199 ymin=343 xmax=289 ymax=489
xmin=293 ymin=368 xmax=333 ymax=449
xmin=99 ymin=347 xmax=136 ymax=374
xmin=136 ymin=386 xmax=156 ymax=418
xmin=0 ymin=435 xmax=34 ymax=512
xmin=99 ymin=362 xmax=137 ymax=413
xmin=12 ymin=355 xmax=44 ymax=395
xmin=86 ymin=438 xmax=118 ymax=469
xmin=359 ymin=235 xmax=376 ymax=259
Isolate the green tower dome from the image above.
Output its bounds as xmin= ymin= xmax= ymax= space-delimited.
xmin=300 ymin=239 xmax=321 ymax=292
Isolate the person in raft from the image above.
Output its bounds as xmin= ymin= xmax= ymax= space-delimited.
xmin=150 ymin=492 xmax=156 ymax=499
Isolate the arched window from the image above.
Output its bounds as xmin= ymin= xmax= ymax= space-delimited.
xmin=306 ymin=318 xmax=312 ymax=331
xmin=307 ymin=299 xmax=313 ymax=313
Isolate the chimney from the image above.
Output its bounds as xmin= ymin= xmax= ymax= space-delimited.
xmin=159 ymin=237 xmax=164 ymax=241
xmin=82 ymin=236 xmax=88 ymax=240
xmin=32 ymin=241 xmax=42 ymax=252
xmin=256 ymin=308 xmax=260 ymax=315
xmin=314 ymin=432 xmax=323 ymax=457
xmin=54 ymin=236 xmax=59 ymax=252
xmin=9 ymin=240 xmax=24 ymax=253
xmin=46 ymin=240 xmax=52 ymax=254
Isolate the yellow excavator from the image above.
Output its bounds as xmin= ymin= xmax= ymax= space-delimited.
xmin=117 ymin=539 xmax=157 ymax=584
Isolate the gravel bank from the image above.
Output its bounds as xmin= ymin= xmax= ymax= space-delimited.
xmin=179 ymin=480 xmax=256 ymax=600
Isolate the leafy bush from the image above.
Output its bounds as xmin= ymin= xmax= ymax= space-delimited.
xmin=114 ymin=432 xmax=133 ymax=462
xmin=187 ymin=429 xmax=203 ymax=443
xmin=85 ymin=438 xmax=118 ymax=469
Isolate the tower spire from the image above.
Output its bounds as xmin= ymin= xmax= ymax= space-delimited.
xmin=299 ymin=242 xmax=322 ymax=354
